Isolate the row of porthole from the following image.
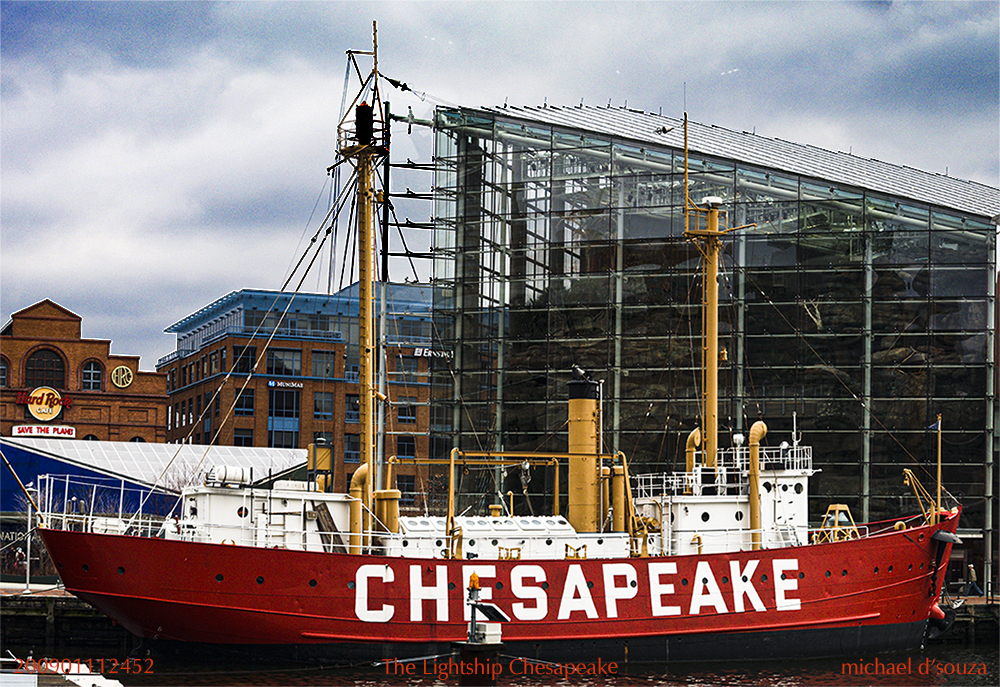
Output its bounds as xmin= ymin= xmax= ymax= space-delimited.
xmin=210 ymin=573 xmax=319 ymax=587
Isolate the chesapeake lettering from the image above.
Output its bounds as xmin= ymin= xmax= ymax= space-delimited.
xmin=354 ymin=559 xmax=801 ymax=622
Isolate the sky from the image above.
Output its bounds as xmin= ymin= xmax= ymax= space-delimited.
xmin=2 ymin=1 xmax=998 ymax=370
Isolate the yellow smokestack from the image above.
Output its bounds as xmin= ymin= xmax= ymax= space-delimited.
xmin=568 ymin=367 xmax=600 ymax=532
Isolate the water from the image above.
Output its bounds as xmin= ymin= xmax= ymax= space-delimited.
xmin=84 ymin=643 xmax=995 ymax=686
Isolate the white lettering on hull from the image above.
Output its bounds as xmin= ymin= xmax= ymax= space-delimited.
xmin=731 ymin=560 xmax=766 ymax=612
xmin=355 ymin=564 xmax=394 ymax=621
xmin=353 ymin=558 xmax=801 ymax=623
xmin=510 ymin=565 xmax=547 ymax=620
xmin=558 ymin=564 xmax=599 ymax=619
xmin=410 ymin=564 xmax=449 ymax=622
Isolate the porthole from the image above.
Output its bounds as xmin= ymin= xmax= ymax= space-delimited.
xmin=781 ymin=484 xmax=788 ymax=492
xmin=918 ymin=534 xmax=925 ymax=542
xmin=309 ymin=579 xmax=317 ymax=587
xmin=448 ymin=582 xmax=456 ymax=590
xmin=435 ymin=540 xmax=443 ymax=547
xmin=794 ymin=483 xmax=803 ymax=494
xmin=701 ymin=512 xmax=710 ymax=522
xmin=468 ymin=540 xmax=476 ymax=547
xmin=874 ymin=566 xmax=879 ymax=574
xmin=82 ymin=564 xmax=89 ymax=572
xmin=763 ymin=482 xmax=772 ymax=492
xmin=888 ymin=565 xmax=893 ymax=573
xmin=842 ymin=569 xmax=848 ymax=576
xmin=825 ymin=570 xmax=831 ymax=578
xmin=402 ymin=540 xmax=409 ymax=547
xmin=256 ymin=576 xmax=264 ymax=585
xmin=630 ymin=580 xmax=637 ymax=588
xmin=216 ymin=574 xmax=224 ymax=582
xmin=496 ymin=582 xmax=504 ymax=590
xmin=541 ymin=581 xmax=549 ymax=590
xmin=741 ymin=575 xmax=748 ymax=583
xmin=546 ymin=539 xmax=553 ymax=545
xmin=586 ymin=581 xmax=594 ymax=589
xmin=761 ymin=574 xmax=768 ymax=582
xmin=117 ymin=566 xmax=125 ymax=575
xmin=597 ymin=538 xmax=604 ymax=545
xmin=722 ymin=576 xmax=729 ymax=585
xmin=919 ymin=563 xmax=924 ymax=570
xmin=735 ymin=511 xmax=743 ymax=521
xmin=237 ymin=507 xmax=249 ymax=518
xmin=681 ymin=578 xmax=689 ymax=586
xmin=492 ymin=539 xmax=498 ymax=546
xmin=57 ymin=562 xmax=63 ymax=569
xmin=348 ymin=581 xmax=356 ymax=589
xmin=780 ymin=573 xmax=786 ymax=580
xmin=908 ymin=563 xmax=913 ymax=571
xmin=702 ymin=577 xmax=709 ymax=585
xmin=798 ymin=572 xmax=805 ymax=579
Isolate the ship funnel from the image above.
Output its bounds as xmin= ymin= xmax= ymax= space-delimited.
xmin=568 ymin=368 xmax=600 ymax=532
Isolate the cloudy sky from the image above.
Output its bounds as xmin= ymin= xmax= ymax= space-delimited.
xmin=2 ymin=1 xmax=997 ymax=370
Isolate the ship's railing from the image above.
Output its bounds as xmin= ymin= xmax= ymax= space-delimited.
xmin=34 ymin=474 xmax=179 ymax=538
xmin=635 ymin=444 xmax=812 ymax=498
xmin=168 ymin=518 xmax=398 ymax=555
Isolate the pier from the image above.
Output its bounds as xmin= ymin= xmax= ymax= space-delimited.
xmin=1 ymin=583 xmax=136 ymax=657
xmin=943 ymin=595 xmax=999 ymax=644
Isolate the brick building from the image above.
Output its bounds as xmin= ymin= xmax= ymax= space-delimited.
xmin=155 ymin=284 xmax=444 ymax=505
xmin=1 ymin=300 xmax=167 ymax=442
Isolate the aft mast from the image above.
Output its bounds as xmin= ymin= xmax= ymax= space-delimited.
xmin=682 ymin=113 xmax=754 ymax=471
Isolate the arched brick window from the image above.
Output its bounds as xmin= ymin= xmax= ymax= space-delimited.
xmin=25 ymin=349 xmax=65 ymax=389
xmin=82 ymin=360 xmax=103 ymax=391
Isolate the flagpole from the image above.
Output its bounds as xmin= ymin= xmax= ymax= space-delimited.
xmin=936 ymin=413 xmax=942 ymax=526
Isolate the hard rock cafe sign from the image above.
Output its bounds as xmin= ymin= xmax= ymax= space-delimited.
xmin=16 ymin=386 xmax=72 ymax=422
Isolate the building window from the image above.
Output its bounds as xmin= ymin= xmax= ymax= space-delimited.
xmin=397 ymin=474 xmax=416 ymax=506
xmin=267 ymin=388 xmax=300 ymax=448
xmin=129 ymin=437 xmax=146 ymax=442
xmin=395 ymin=355 xmax=420 ymax=384
xmin=431 ymin=402 xmax=452 ymax=431
xmin=233 ymin=428 xmax=254 ymax=447
xmin=345 ymin=364 xmax=360 ymax=382
xmin=397 ymin=396 xmax=417 ymax=424
xmin=345 ymin=344 xmax=359 ymax=382
xmin=82 ymin=434 xmax=99 ymax=441
xmin=345 ymin=394 xmax=360 ymax=423
xmin=393 ymin=318 xmax=431 ymax=342
xmin=314 ymin=391 xmax=335 ymax=420
xmin=82 ymin=360 xmax=104 ymax=390
xmin=234 ymin=346 xmax=256 ymax=374
xmin=234 ymin=388 xmax=254 ymax=416
xmin=267 ymin=349 xmax=301 ymax=376
xmin=397 ymin=435 xmax=416 ymax=460
xmin=313 ymin=431 xmax=333 ymax=445
xmin=344 ymin=433 xmax=360 ymax=463
xmin=0 ymin=357 xmax=8 ymax=388
xmin=25 ymin=348 xmax=65 ymax=388
xmin=312 ymin=350 xmax=337 ymax=378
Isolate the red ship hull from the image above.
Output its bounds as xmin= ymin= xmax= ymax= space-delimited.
xmin=39 ymin=509 xmax=959 ymax=662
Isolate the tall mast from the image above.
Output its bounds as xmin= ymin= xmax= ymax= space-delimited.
xmin=338 ymin=22 xmax=386 ymax=548
xmin=683 ymin=113 xmax=753 ymax=470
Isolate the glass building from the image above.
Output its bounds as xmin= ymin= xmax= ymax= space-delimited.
xmin=427 ymin=105 xmax=998 ymax=574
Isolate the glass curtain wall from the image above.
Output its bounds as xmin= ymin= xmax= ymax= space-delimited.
xmin=431 ymin=107 xmax=995 ymax=528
